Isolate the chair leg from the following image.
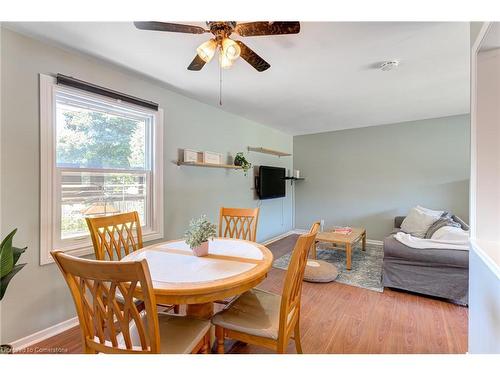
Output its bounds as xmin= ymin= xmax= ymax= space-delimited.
xmin=192 ymin=333 xmax=210 ymax=354
xmin=294 ymin=322 xmax=303 ymax=354
xmin=173 ymin=304 xmax=180 ymax=314
xmin=215 ymin=326 xmax=225 ymax=354
xmin=201 ymin=333 xmax=210 ymax=354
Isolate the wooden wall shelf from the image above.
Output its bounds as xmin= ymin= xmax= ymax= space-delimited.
xmin=284 ymin=176 xmax=305 ymax=184
xmin=176 ymin=161 xmax=242 ymax=170
xmin=247 ymin=147 xmax=292 ymax=157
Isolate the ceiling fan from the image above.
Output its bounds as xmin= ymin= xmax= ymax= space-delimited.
xmin=133 ymin=21 xmax=300 ymax=72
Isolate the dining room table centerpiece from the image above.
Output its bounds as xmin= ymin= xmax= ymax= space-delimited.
xmin=185 ymin=215 xmax=217 ymax=257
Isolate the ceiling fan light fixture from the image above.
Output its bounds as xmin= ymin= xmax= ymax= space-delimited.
xmin=196 ymin=39 xmax=217 ymax=63
xmin=219 ymin=52 xmax=234 ymax=69
xmin=221 ymin=38 xmax=241 ymax=61
xmin=134 ymin=21 xmax=301 ymax=73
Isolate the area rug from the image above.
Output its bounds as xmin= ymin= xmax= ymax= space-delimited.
xmin=273 ymin=242 xmax=384 ymax=292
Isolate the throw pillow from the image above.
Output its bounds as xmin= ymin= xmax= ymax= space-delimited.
xmin=400 ymin=206 xmax=442 ymax=238
xmin=416 ymin=205 xmax=445 ymax=217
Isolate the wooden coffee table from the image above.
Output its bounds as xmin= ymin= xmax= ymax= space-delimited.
xmin=312 ymin=227 xmax=366 ymax=271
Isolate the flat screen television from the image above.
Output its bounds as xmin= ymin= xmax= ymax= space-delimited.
xmin=257 ymin=166 xmax=286 ymax=199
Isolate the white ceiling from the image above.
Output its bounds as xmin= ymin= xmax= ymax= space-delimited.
xmin=480 ymin=23 xmax=500 ymax=51
xmin=7 ymin=22 xmax=470 ymax=135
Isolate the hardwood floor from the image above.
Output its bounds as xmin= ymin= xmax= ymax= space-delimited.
xmin=21 ymin=234 xmax=468 ymax=354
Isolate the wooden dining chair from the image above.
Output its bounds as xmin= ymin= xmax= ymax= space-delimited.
xmin=212 ymin=228 xmax=318 ymax=354
xmin=86 ymin=211 xmax=179 ymax=314
xmin=219 ymin=207 xmax=260 ymax=242
xmin=86 ymin=211 xmax=143 ymax=261
xmin=215 ymin=207 xmax=260 ymax=306
xmin=51 ymin=250 xmax=211 ymax=354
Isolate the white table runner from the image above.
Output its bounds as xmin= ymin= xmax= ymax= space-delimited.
xmin=134 ymin=250 xmax=255 ymax=283
xmin=158 ymin=239 xmax=264 ymax=260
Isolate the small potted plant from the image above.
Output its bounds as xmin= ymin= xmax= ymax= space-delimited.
xmin=0 ymin=228 xmax=27 ymax=354
xmin=234 ymin=152 xmax=252 ymax=175
xmin=185 ymin=215 xmax=217 ymax=257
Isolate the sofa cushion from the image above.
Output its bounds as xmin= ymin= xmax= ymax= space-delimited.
xmin=431 ymin=226 xmax=469 ymax=242
xmin=383 ymin=235 xmax=468 ymax=268
xmin=211 ymin=288 xmax=282 ymax=339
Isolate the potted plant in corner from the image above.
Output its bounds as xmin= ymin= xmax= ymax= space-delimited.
xmin=0 ymin=228 xmax=27 ymax=354
xmin=185 ymin=215 xmax=217 ymax=257
xmin=234 ymin=152 xmax=252 ymax=176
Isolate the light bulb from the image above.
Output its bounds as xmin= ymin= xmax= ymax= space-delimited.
xmin=222 ymin=38 xmax=241 ymax=61
xmin=219 ymin=52 xmax=233 ymax=69
xmin=196 ymin=39 xmax=217 ymax=63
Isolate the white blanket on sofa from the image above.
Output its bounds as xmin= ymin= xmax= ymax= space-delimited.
xmin=394 ymin=226 xmax=470 ymax=251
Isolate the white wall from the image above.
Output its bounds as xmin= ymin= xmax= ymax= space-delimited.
xmin=469 ymin=23 xmax=500 ymax=354
xmin=0 ymin=28 xmax=293 ymax=343
xmin=293 ymin=115 xmax=470 ymax=241
xmin=475 ymin=49 xmax=500 ymax=244
xmin=469 ymin=244 xmax=500 ymax=353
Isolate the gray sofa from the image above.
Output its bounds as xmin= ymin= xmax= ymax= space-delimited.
xmin=382 ymin=215 xmax=469 ymax=305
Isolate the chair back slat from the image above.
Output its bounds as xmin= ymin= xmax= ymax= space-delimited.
xmin=219 ymin=207 xmax=260 ymax=242
xmin=51 ymin=251 xmax=160 ymax=354
xmin=308 ymin=221 xmax=321 ymax=255
xmin=309 ymin=221 xmax=321 ymax=235
xmin=86 ymin=211 xmax=143 ymax=260
xmin=277 ymin=222 xmax=319 ymax=348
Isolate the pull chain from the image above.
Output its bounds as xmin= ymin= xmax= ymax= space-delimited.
xmin=219 ymin=59 xmax=223 ymax=106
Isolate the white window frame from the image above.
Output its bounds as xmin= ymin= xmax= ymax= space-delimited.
xmin=39 ymin=74 xmax=164 ymax=265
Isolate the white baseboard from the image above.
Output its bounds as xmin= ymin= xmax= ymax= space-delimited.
xmin=261 ymin=230 xmax=297 ymax=245
xmin=293 ymin=229 xmax=308 ymax=235
xmin=9 ymin=316 xmax=78 ymax=351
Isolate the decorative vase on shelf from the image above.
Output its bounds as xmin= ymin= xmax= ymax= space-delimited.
xmin=233 ymin=152 xmax=251 ymax=175
xmin=192 ymin=241 xmax=209 ymax=257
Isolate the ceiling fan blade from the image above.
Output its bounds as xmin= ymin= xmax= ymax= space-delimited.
xmin=187 ymin=55 xmax=206 ymax=71
xmin=236 ymin=41 xmax=270 ymax=72
xmin=234 ymin=22 xmax=300 ymax=37
xmin=134 ymin=21 xmax=207 ymax=34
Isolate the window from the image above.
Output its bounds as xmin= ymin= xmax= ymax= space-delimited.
xmin=40 ymin=74 xmax=163 ymax=264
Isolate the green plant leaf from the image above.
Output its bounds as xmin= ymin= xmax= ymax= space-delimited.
xmin=0 ymin=229 xmax=17 ymax=278
xmin=13 ymin=246 xmax=27 ymax=265
xmin=0 ymin=263 xmax=25 ymax=300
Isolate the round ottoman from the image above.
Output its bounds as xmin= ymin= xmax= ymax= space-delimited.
xmin=303 ymin=259 xmax=338 ymax=283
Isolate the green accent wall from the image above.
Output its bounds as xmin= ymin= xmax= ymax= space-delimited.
xmin=293 ymin=115 xmax=470 ymax=241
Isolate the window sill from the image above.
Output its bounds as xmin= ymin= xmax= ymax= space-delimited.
xmin=41 ymin=230 xmax=164 ymax=265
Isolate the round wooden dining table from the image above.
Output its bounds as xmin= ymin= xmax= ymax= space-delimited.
xmin=121 ymin=238 xmax=274 ymax=319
